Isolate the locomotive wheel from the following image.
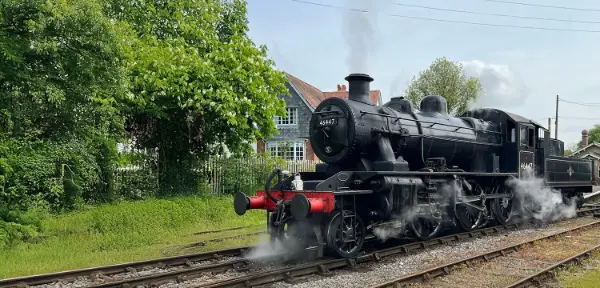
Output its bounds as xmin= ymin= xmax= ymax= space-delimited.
xmin=491 ymin=184 xmax=514 ymax=224
xmin=269 ymin=213 xmax=313 ymax=256
xmin=455 ymin=184 xmax=487 ymax=232
xmin=325 ymin=210 xmax=366 ymax=258
xmin=410 ymin=204 xmax=443 ymax=241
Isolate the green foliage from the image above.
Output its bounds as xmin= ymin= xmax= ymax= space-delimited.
xmin=0 ymin=138 xmax=104 ymax=211
xmin=215 ymin=153 xmax=287 ymax=195
xmin=0 ymin=0 xmax=131 ymax=140
xmin=103 ymin=0 xmax=289 ymax=195
xmin=0 ymin=205 xmax=45 ymax=249
xmin=405 ymin=57 xmax=483 ymax=115
xmin=586 ymin=124 xmax=600 ymax=145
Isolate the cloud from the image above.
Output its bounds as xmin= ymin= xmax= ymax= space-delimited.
xmin=461 ymin=60 xmax=530 ymax=109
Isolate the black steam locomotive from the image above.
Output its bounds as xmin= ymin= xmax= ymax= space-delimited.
xmin=234 ymin=73 xmax=596 ymax=259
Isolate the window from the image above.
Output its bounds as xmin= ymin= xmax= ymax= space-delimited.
xmin=274 ymin=107 xmax=298 ymax=127
xmin=528 ymin=128 xmax=534 ymax=147
xmin=510 ymin=128 xmax=515 ymax=143
xmin=519 ymin=126 xmax=527 ymax=146
xmin=266 ymin=140 xmax=305 ymax=161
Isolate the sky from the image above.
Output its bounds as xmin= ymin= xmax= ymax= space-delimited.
xmin=246 ymin=0 xmax=600 ymax=147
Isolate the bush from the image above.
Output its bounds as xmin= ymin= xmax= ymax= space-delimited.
xmin=0 ymin=205 xmax=45 ymax=249
xmin=0 ymin=138 xmax=104 ymax=212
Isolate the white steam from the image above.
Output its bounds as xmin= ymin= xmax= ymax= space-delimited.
xmin=243 ymin=234 xmax=287 ymax=263
xmin=373 ymin=206 xmax=419 ymax=241
xmin=343 ymin=0 xmax=380 ymax=74
xmin=506 ymin=168 xmax=577 ymax=222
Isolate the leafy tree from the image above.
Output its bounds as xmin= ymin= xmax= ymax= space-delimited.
xmin=0 ymin=0 xmax=132 ymax=140
xmin=104 ymin=0 xmax=289 ymax=195
xmin=405 ymin=57 xmax=483 ymax=115
xmin=586 ymin=124 xmax=600 ymax=145
xmin=0 ymin=0 xmax=130 ymax=209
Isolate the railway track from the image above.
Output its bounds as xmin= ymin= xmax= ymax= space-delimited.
xmin=0 ymin=246 xmax=250 ymax=288
xmin=194 ymin=207 xmax=600 ymax=288
xmin=370 ymin=218 xmax=600 ymax=288
xmin=3 ymin=207 xmax=599 ymax=288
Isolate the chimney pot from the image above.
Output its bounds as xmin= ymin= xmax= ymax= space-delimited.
xmin=337 ymin=84 xmax=342 ymax=91
xmin=582 ymin=129 xmax=589 ymax=147
xmin=342 ymin=84 xmax=347 ymax=91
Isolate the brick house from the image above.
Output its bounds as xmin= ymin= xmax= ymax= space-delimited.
xmin=254 ymin=72 xmax=382 ymax=161
xmin=568 ymin=129 xmax=600 ymax=184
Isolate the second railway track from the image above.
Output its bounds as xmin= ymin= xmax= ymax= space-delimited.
xmin=3 ymin=207 xmax=600 ymax=288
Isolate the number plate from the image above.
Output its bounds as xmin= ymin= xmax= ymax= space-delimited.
xmin=319 ymin=118 xmax=337 ymax=127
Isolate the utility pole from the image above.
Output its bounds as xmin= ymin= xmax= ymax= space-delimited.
xmin=555 ymin=95 xmax=559 ymax=139
xmin=548 ymin=117 xmax=552 ymax=138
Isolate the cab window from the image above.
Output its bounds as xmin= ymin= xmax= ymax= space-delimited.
xmin=519 ymin=126 xmax=527 ymax=146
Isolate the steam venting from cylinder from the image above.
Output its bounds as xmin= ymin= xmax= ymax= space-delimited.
xmin=345 ymin=73 xmax=374 ymax=105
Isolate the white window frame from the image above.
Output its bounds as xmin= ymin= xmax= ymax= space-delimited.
xmin=265 ymin=140 xmax=306 ymax=161
xmin=274 ymin=107 xmax=298 ymax=128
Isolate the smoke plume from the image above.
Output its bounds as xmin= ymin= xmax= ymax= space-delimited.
xmin=343 ymin=0 xmax=380 ymax=74
xmin=506 ymin=168 xmax=577 ymax=222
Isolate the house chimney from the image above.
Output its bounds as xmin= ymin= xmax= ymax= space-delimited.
xmin=582 ymin=129 xmax=589 ymax=147
xmin=345 ymin=73 xmax=373 ymax=105
xmin=337 ymin=84 xmax=342 ymax=91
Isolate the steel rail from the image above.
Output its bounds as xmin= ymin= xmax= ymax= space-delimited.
xmin=195 ymin=221 xmax=547 ymax=288
xmin=87 ymin=259 xmax=250 ymax=288
xmin=369 ymin=220 xmax=600 ymax=288
xmin=4 ymin=207 xmax=599 ymax=288
xmin=0 ymin=246 xmax=250 ymax=288
xmin=504 ymin=243 xmax=600 ymax=288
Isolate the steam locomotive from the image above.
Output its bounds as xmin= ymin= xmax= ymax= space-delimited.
xmin=234 ymin=73 xmax=596 ymax=259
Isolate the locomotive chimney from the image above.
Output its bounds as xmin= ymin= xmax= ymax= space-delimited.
xmin=345 ymin=73 xmax=374 ymax=105
xmin=582 ymin=129 xmax=589 ymax=147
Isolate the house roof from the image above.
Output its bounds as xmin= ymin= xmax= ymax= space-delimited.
xmin=570 ymin=142 xmax=600 ymax=157
xmin=285 ymin=72 xmax=382 ymax=109
xmin=579 ymin=153 xmax=600 ymax=160
xmin=322 ymin=91 xmax=382 ymax=106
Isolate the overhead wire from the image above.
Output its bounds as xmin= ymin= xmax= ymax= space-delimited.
xmin=558 ymin=98 xmax=600 ymax=106
xmin=288 ymin=0 xmax=600 ymax=33
xmin=392 ymin=3 xmax=600 ymax=24
xmin=476 ymin=0 xmax=600 ymax=12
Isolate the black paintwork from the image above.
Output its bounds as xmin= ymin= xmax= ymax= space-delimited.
xmin=307 ymin=73 xmax=594 ymax=192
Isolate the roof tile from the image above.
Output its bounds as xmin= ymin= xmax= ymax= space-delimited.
xmin=285 ymin=72 xmax=381 ymax=108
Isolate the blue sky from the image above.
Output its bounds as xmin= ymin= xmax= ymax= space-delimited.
xmin=246 ymin=0 xmax=600 ymax=147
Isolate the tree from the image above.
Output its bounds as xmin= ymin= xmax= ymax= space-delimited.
xmin=104 ymin=0 xmax=289 ymax=195
xmin=0 ymin=0 xmax=131 ymax=209
xmin=587 ymin=124 xmax=600 ymax=145
xmin=405 ymin=57 xmax=483 ymax=115
xmin=0 ymin=0 xmax=131 ymax=140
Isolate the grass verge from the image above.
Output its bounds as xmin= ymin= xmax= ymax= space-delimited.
xmin=0 ymin=195 xmax=265 ymax=279
xmin=557 ymin=250 xmax=600 ymax=288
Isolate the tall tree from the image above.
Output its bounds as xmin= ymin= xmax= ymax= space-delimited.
xmin=0 ymin=0 xmax=131 ymax=140
xmin=405 ymin=57 xmax=483 ymax=115
xmin=104 ymin=0 xmax=289 ymax=195
xmin=0 ymin=0 xmax=131 ymax=209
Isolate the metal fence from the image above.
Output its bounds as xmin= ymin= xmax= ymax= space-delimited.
xmin=113 ymin=155 xmax=322 ymax=196
xmin=196 ymin=156 xmax=322 ymax=195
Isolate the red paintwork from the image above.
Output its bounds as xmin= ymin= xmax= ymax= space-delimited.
xmin=247 ymin=190 xmax=335 ymax=213
xmin=248 ymin=195 xmax=266 ymax=209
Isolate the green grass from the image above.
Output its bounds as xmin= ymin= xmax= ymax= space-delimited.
xmin=557 ymin=250 xmax=600 ymax=288
xmin=0 ymin=195 xmax=266 ymax=279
